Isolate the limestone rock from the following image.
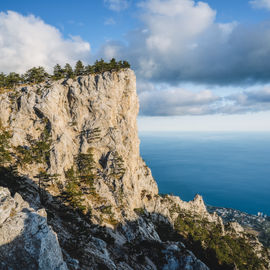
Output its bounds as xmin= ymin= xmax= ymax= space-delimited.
xmin=0 ymin=70 xmax=158 ymax=219
xmin=0 ymin=187 xmax=67 ymax=270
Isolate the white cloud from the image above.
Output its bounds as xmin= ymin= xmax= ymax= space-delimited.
xmin=0 ymin=11 xmax=91 ymax=74
xmin=250 ymin=0 xmax=270 ymax=10
xmin=140 ymin=0 xmax=216 ymax=53
xmin=139 ymin=86 xmax=220 ymax=116
xmin=138 ymin=83 xmax=270 ymax=116
xmin=101 ymin=41 xmax=124 ymax=60
xmin=104 ymin=0 xmax=129 ymax=11
xmin=100 ymin=0 xmax=270 ymax=85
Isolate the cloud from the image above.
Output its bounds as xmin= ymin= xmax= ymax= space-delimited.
xmin=0 ymin=11 xmax=90 ymax=74
xmin=223 ymin=86 xmax=270 ymax=114
xmin=104 ymin=0 xmax=129 ymax=11
xmin=104 ymin=18 xmax=116 ymax=25
xmin=139 ymin=86 xmax=220 ymax=116
xmin=139 ymin=84 xmax=270 ymax=116
xmin=100 ymin=0 xmax=270 ymax=86
xmin=250 ymin=0 xmax=270 ymax=10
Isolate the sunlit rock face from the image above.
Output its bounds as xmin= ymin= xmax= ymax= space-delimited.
xmin=0 ymin=187 xmax=67 ymax=270
xmin=0 ymin=69 xmax=158 ymax=220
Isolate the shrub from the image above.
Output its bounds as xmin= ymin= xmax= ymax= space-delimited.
xmin=174 ymin=212 xmax=267 ymax=270
xmin=0 ymin=121 xmax=12 ymax=166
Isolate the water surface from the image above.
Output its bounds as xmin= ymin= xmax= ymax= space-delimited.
xmin=140 ymin=132 xmax=270 ymax=215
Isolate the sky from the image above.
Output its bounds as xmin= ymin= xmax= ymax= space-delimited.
xmin=1 ymin=0 xmax=270 ymax=131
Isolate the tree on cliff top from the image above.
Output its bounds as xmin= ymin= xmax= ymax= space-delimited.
xmin=74 ymin=60 xmax=85 ymax=76
xmin=24 ymin=66 xmax=48 ymax=84
xmin=64 ymin=63 xmax=74 ymax=79
xmin=52 ymin=64 xmax=64 ymax=80
xmin=0 ymin=58 xmax=131 ymax=88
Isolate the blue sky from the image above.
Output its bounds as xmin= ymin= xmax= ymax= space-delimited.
xmin=0 ymin=0 xmax=139 ymax=52
xmin=2 ymin=0 xmax=270 ymax=50
xmin=1 ymin=0 xmax=270 ymax=131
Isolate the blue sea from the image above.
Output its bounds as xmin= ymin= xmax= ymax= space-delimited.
xmin=139 ymin=132 xmax=270 ymax=216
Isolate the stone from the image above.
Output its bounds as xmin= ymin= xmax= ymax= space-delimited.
xmin=0 ymin=187 xmax=67 ymax=270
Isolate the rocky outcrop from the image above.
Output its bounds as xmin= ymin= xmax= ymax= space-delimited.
xmin=0 ymin=69 xmax=158 ymax=222
xmin=0 ymin=69 xmax=269 ymax=269
xmin=0 ymin=187 xmax=67 ymax=270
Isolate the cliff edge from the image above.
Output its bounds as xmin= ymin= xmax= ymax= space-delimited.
xmin=0 ymin=69 xmax=269 ymax=269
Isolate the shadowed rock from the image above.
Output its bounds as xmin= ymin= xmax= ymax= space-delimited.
xmin=0 ymin=187 xmax=67 ymax=270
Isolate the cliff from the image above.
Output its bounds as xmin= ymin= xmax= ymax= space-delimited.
xmin=0 ymin=69 xmax=269 ymax=269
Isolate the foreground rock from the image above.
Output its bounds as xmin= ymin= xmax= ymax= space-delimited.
xmin=0 ymin=187 xmax=67 ymax=270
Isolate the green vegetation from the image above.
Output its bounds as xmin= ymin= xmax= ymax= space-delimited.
xmin=62 ymin=148 xmax=97 ymax=214
xmin=15 ymin=121 xmax=52 ymax=167
xmin=173 ymin=211 xmax=269 ymax=270
xmin=62 ymin=166 xmax=86 ymax=213
xmin=34 ymin=169 xmax=58 ymax=204
xmin=110 ymin=151 xmax=126 ymax=180
xmin=134 ymin=207 xmax=145 ymax=216
xmin=24 ymin=67 xmax=49 ymax=84
xmin=79 ymin=127 xmax=101 ymax=144
xmin=75 ymin=148 xmax=96 ymax=195
xmin=52 ymin=64 xmax=64 ymax=80
xmin=0 ymin=119 xmax=98 ymax=217
xmin=0 ymin=121 xmax=12 ymax=166
xmin=0 ymin=117 xmax=55 ymax=204
xmin=63 ymin=63 xmax=75 ymax=79
xmin=0 ymin=58 xmax=130 ymax=91
xmin=74 ymin=60 xmax=85 ymax=76
xmin=100 ymin=205 xmax=118 ymax=226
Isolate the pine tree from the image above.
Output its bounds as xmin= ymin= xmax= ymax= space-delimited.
xmin=64 ymin=63 xmax=74 ymax=79
xmin=0 ymin=121 xmax=12 ymax=166
xmin=34 ymin=170 xmax=58 ymax=204
xmin=5 ymin=72 xmax=22 ymax=88
xmin=63 ymin=167 xmax=86 ymax=212
xmin=109 ymin=58 xmax=117 ymax=71
xmin=85 ymin=65 xmax=94 ymax=74
xmin=94 ymin=59 xmax=106 ymax=73
xmin=74 ymin=60 xmax=85 ymax=76
xmin=122 ymin=60 xmax=130 ymax=68
xmin=75 ymin=148 xmax=96 ymax=195
xmin=0 ymin=73 xmax=6 ymax=88
xmin=52 ymin=64 xmax=64 ymax=80
xmin=24 ymin=67 xmax=48 ymax=84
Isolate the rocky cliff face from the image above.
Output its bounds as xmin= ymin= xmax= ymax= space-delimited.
xmin=0 ymin=69 xmax=269 ymax=269
xmin=0 ymin=69 xmax=158 ymax=221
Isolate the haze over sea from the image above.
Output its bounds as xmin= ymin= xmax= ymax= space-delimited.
xmin=140 ymin=132 xmax=270 ymax=216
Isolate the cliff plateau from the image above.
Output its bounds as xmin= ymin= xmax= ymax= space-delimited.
xmin=0 ymin=69 xmax=269 ymax=269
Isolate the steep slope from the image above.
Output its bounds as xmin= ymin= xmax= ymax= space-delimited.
xmin=0 ymin=69 xmax=269 ymax=269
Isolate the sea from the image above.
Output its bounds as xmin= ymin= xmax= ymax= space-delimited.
xmin=139 ymin=132 xmax=270 ymax=216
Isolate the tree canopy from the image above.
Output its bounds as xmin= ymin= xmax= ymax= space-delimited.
xmin=0 ymin=58 xmax=131 ymax=90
